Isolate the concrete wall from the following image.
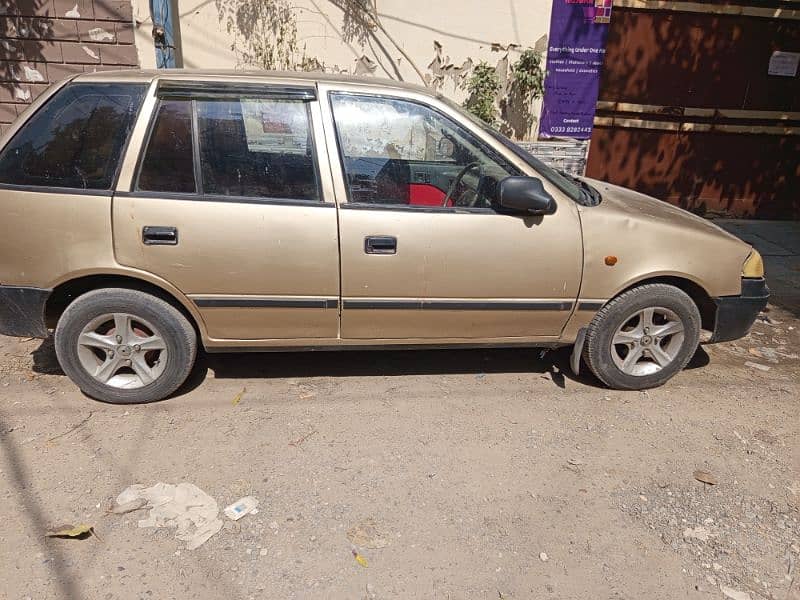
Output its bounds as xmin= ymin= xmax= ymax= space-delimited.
xmin=132 ymin=0 xmax=552 ymax=136
xmin=0 ymin=0 xmax=139 ymax=135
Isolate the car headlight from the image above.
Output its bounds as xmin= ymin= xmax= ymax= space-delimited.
xmin=742 ymin=249 xmax=764 ymax=278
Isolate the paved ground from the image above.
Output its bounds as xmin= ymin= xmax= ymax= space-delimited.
xmin=716 ymin=219 xmax=800 ymax=316
xmin=0 ymin=221 xmax=798 ymax=600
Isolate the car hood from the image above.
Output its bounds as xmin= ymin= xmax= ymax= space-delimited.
xmin=581 ymin=177 xmax=743 ymax=242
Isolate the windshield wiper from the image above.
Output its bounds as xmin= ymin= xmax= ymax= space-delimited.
xmin=557 ymin=169 xmax=601 ymax=206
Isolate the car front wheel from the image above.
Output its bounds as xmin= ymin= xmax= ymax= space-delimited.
xmin=582 ymin=283 xmax=701 ymax=390
xmin=55 ymin=288 xmax=197 ymax=404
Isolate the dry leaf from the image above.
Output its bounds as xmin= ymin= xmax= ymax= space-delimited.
xmin=46 ymin=524 xmax=95 ymax=539
xmin=693 ymin=470 xmax=719 ymax=485
xmin=232 ymin=387 xmax=246 ymax=406
xmin=352 ymin=549 xmax=368 ymax=567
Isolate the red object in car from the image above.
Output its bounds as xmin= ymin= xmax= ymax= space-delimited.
xmin=408 ymin=183 xmax=451 ymax=206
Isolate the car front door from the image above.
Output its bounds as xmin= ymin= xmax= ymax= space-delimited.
xmin=113 ymin=81 xmax=340 ymax=342
xmin=321 ymin=87 xmax=583 ymax=341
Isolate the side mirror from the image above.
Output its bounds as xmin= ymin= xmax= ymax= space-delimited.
xmin=498 ymin=176 xmax=556 ymax=216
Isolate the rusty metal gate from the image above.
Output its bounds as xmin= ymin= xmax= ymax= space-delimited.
xmin=585 ymin=0 xmax=800 ymax=219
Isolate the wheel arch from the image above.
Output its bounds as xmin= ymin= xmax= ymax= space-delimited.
xmin=612 ymin=274 xmax=716 ymax=331
xmin=45 ymin=272 xmax=208 ymax=341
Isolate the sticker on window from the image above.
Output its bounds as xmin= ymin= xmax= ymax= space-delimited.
xmin=241 ymin=100 xmax=310 ymax=155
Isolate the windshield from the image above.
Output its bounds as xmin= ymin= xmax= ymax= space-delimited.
xmin=438 ymin=95 xmax=598 ymax=205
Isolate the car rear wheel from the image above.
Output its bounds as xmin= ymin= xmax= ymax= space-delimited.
xmin=582 ymin=284 xmax=701 ymax=390
xmin=55 ymin=288 xmax=197 ymax=404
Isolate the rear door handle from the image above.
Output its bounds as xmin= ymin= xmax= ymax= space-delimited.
xmin=142 ymin=226 xmax=178 ymax=246
xmin=364 ymin=235 xmax=397 ymax=255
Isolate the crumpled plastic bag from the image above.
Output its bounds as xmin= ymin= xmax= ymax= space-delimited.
xmin=115 ymin=482 xmax=223 ymax=550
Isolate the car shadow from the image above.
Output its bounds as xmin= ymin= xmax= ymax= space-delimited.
xmin=179 ymin=345 xmax=593 ymax=394
xmin=29 ymin=338 xmax=711 ymax=399
xmin=31 ymin=337 xmax=63 ymax=375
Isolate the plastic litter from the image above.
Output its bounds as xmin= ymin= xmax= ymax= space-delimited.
xmin=223 ymin=496 xmax=259 ymax=521
xmin=744 ymin=361 xmax=771 ymax=372
xmin=115 ymin=482 xmax=223 ymax=550
xmin=720 ymin=586 xmax=752 ymax=600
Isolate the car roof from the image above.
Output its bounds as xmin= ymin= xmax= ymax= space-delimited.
xmin=73 ymin=68 xmax=433 ymax=96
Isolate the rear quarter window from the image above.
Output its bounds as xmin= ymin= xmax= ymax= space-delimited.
xmin=0 ymin=82 xmax=146 ymax=190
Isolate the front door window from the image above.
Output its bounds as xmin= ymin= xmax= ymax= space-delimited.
xmin=330 ymin=93 xmax=520 ymax=209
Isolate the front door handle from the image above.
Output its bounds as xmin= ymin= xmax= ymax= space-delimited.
xmin=364 ymin=235 xmax=397 ymax=255
xmin=142 ymin=226 xmax=178 ymax=246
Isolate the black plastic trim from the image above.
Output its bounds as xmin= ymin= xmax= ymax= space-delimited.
xmin=340 ymin=203 xmax=495 ymax=215
xmin=192 ymin=297 xmax=339 ymax=309
xmin=577 ymin=301 xmax=605 ymax=311
xmin=190 ymin=98 xmax=203 ymax=195
xmin=709 ymin=277 xmax=769 ymax=343
xmin=142 ymin=226 xmax=178 ymax=246
xmin=342 ymin=299 xmax=574 ymax=311
xmin=157 ymin=81 xmax=316 ymax=100
xmin=0 ymin=285 xmax=51 ymax=338
xmin=0 ymin=183 xmax=112 ymax=196
xmin=364 ymin=235 xmax=397 ymax=254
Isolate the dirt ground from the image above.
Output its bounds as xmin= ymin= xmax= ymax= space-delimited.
xmin=1 ymin=306 xmax=798 ymax=600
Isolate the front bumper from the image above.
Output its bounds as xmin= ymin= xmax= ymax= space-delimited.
xmin=0 ymin=285 xmax=52 ymax=338
xmin=709 ymin=278 xmax=769 ymax=343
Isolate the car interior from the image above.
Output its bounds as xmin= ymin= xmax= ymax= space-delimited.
xmin=197 ymin=99 xmax=319 ymax=201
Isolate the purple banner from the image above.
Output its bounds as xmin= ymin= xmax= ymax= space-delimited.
xmin=539 ymin=0 xmax=612 ymax=139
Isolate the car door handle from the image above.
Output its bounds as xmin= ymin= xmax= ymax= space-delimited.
xmin=142 ymin=226 xmax=178 ymax=246
xmin=364 ymin=235 xmax=397 ymax=255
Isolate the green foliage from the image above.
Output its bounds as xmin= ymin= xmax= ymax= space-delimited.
xmin=462 ymin=61 xmax=502 ymax=125
xmin=510 ymin=48 xmax=544 ymax=100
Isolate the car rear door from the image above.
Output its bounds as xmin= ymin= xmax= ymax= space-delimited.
xmin=320 ymin=86 xmax=583 ymax=342
xmin=113 ymin=79 xmax=340 ymax=343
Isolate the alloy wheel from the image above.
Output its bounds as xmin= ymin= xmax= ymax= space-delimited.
xmin=610 ymin=306 xmax=685 ymax=376
xmin=76 ymin=313 xmax=168 ymax=389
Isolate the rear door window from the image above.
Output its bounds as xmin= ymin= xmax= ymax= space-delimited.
xmin=137 ymin=99 xmax=196 ymax=194
xmin=196 ymin=98 xmax=319 ymax=200
xmin=0 ymin=83 xmax=145 ymax=190
xmin=135 ymin=93 xmax=320 ymax=201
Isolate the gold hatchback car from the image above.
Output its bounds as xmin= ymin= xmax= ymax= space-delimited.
xmin=0 ymin=70 xmax=768 ymax=403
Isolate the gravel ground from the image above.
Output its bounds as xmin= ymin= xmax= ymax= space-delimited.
xmin=0 ymin=306 xmax=798 ymax=600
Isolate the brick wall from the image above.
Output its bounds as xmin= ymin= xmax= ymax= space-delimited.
xmin=0 ymin=0 xmax=138 ymax=135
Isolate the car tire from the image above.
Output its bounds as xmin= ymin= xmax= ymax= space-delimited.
xmin=54 ymin=288 xmax=197 ymax=404
xmin=582 ymin=284 xmax=701 ymax=390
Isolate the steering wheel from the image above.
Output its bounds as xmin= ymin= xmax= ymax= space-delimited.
xmin=443 ymin=161 xmax=483 ymax=207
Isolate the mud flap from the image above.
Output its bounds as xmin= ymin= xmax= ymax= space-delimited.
xmin=0 ymin=285 xmax=51 ymax=338
xmin=570 ymin=327 xmax=587 ymax=376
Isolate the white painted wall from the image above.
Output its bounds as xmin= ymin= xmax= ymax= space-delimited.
xmin=132 ymin=0 xmax=552 ymax=134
